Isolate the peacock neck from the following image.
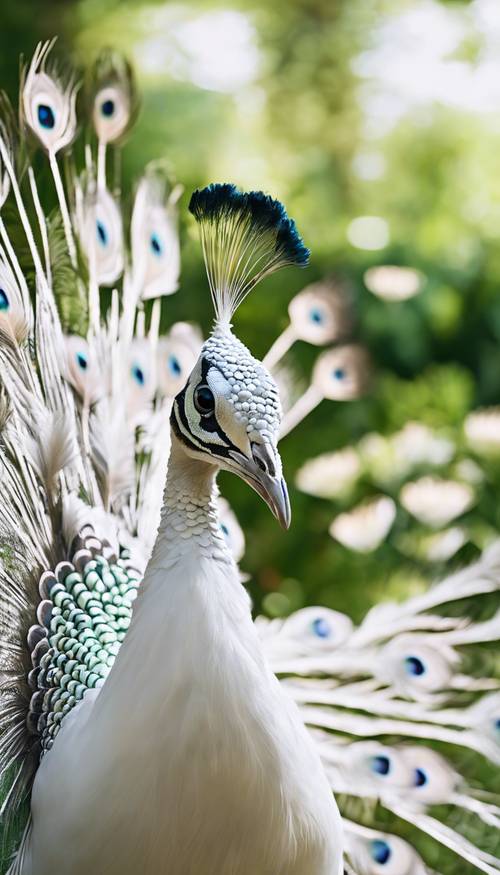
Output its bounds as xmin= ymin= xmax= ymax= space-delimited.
xmin=149 ymin=431 xmax=232 ymax=568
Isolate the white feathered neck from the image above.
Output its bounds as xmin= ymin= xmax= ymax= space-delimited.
xmin=147 ymin=434 xmax=231 ymax=571
xmin=28 ymin=430 xmax=341 ymax=875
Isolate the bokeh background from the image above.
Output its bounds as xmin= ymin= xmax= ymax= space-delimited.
xmin=3 ymin=0 xmax=500 ymax=623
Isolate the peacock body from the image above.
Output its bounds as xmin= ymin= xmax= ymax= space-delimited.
xmin=28 ymin=438 xmax=340 ymax=875
xmin=0 ymin=40 xmax=498 ymax=875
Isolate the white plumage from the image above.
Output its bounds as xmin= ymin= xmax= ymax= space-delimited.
xmin=27 ymin=446 xmax=342 ymax=875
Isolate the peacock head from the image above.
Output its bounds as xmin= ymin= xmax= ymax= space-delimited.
xmin=170 ymin=183 xmax=310 ymax=529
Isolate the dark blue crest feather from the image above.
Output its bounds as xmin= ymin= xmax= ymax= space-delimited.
xmin=189 ymin=183 xmax=310 ymax=268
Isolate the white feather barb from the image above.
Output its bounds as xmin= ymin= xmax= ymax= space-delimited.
xmin=25 ymin=411 xmax=77 ymax=496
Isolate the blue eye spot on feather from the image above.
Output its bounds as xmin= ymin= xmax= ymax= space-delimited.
xmin=96 ymin=221 xmax=108 ymax=247
xmin=333 ymin=368 xmax=345 ymax=380
xmin=150 ymin=233 xmax=163 ymax=256
xmin=168 ymin=355 xmax=181 ymax=377
xmin=101 ymin=99 xmax=115 ymax=117
xmin=371 ymin=840 xmax=391 ymax=865
xmin=311 ymin=617 xmax=331 ymax=639
xmin=415 ymin=768 xmax=427 ymax=786
xmin=310 ymin=308 xmax=324 ymax=324
xmin=0 ymin=289 xmax=9 ymax=311
xmin=76 ymin=352 xmax=88 ymax=371
xmin=220 ymin=524 xmax=229 ymax=536
xmin=371 ymin=755 xmax=391 ymax=776
xmin=495 ymin=718 xmax=500 ymax=732
xmin=37 ymin=104 xmax=55 ymax=130
xmin=131 ymin=364 xmax=145 ymax=386
xmin=405 ymin=656 xmax=426 ymax=676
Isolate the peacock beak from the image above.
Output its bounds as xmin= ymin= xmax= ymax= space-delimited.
xmin=236 ymin=442 xmax=291 ymax=530
xmin=256 ymin=471 xmax=291 ymax=530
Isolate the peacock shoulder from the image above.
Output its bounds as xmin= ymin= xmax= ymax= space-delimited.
xmin=26 ymin=531 xmax=140 ymax=754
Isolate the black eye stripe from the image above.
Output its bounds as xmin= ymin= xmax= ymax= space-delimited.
xmin=170 ymin=357 xmax=245 ymax=460
xmin=171 ymin=386 xmax=240 ymax=460
xmin=170 ymin=399 xmax=214 ymax=455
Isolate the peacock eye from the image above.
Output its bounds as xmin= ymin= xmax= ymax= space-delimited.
xmin=194 ymin=384 xmax=215 ymax=416
xmin=96 ymin=220 xmax=108 ymax=246
xmin=76 ymin=352 xmax=88 ymax=371
xmin=370 ymin=839 xmax=391 ymax=865
xmin=37 ymin=103 xmax=55 ymax=130
xmin=404 ymin=655 xmax=426 ymax=676
xmin=168 ymin=355 xmax=181 ymax=376
xmin=101 ymin=99 xmax=115 ymax=117
xmin=371 ymin=755 xmax=391 ymax=776
xmin=150 ymin=233 xmax=163 ymax=256
xmin=414 ymin=768 xmax=427 ymax=786
xmin=0 ymin=288 xmax=9 ymax=310
xmin=131 ymin=364 xmax=145 ymax=386
xmin=312 ymin=617 xmax=331 ymax=639
xmin=310 ymin=307 xmax=324 ymax=324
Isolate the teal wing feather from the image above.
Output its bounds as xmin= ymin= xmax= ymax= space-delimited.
xmin=27 ymin=534 xmax=139 ymax=755
xmin=1 ymin=535 xmax=140 ymax=874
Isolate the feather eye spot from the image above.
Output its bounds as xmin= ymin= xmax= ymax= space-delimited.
xmin=168 ymin=355 xmax=181 ymax=377
xmin=0 ymin=288 xmax=9 ymax=311
xmin=309 ymin=307 xmax=324 ymax=324
xmin=311 ymin=617 xmax=331 ymax=638
xmin=76 ymin=352 xmax=88 ymax=371
xmin=150 ymin=232 xmax=163 ymax=256
xmin=370 ymin=840 xmax=391 ymax=865
xmin=131 ymin=364 xmax=145 ymax=386
xmin=404 ymin=655 xmax=426 ymax=676
xmin=37 ymin=103 xmax=56 ymax=130
xmin=220 ymin=523 xmax=229 ymax=536
xmin=332 ymin=367 xmax=346 ymax=381
xmin=101 ymin=99 xmax=115 ymax=117
xmin=414 ymin=768 xmax=428 ymax=786
xmin=371 ymin=755 xmax=391 ymax=776
xmin=96 ymin=220 xmax=108 ymax=247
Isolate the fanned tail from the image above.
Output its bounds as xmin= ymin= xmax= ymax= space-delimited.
xmin=259 ymin=546 xmax=500 ymax=874
xmin=0 ymin=41 xmax=187 ymax=860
